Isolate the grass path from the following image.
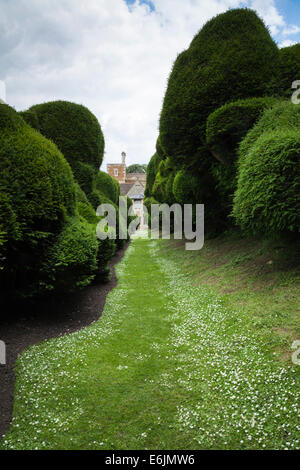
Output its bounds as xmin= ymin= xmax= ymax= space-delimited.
xmin=1 ymin=237 xmax=299 ymax=450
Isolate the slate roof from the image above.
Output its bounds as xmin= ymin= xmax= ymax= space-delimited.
xmin=120 ymin=183 xmax=134 ymax=195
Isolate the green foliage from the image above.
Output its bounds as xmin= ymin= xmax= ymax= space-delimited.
xmin=75 ymin=184 xmax=118 ymax=282
xmin=156 ymin=135 xmax=168 ymax=160
xmin=206 ymin=97 xmax=277 ymax=164
xmin=75 ymin=184 xmax=99 ymax=225
xmin=95 ymin=171 xmax=120 ymax=205
xmin=18 ymin=110 xmax=39 ymax=130
xmin=206 ymin=97 xmax=278 ymax=215
xmin=143 ymin=196 xmax=158 ymax=213
xmin=233 ymin=122 xmax=300 ymax=235
xmin=239 ymin=101 xmax=300 ymax=162
xmin=165 ymin=172 xmax=176 ymax=205
xmin=73 ymin=161 xmax=96 ymax=197
xmin=145 ymin=152 xmax=161 ymax=198
xmin=143 ymin=196 xmax=159 ymax=228
xmin=279 ymin=43 xmax=300 ymax=96
xmin=0 ymin=104 xmax=78 ymax=298
xmin=126 ymin=164 xmax=147 ymax=174
xmin=159 ymin=8 xmax=279 ymax=168
xmin=28 ymin=101 xmax=105 ymax=171
xmin=42 ymin=217 xmax=99 ymax=292
xmin=173 ymin=170 xmax=200 ymax=205
xmin=173 ymin=168 xmax=226 ymax=236
xmin=0 ymin=105 xmax=76 ymax=242
xmin=152 ymin=170 xmax=165 ymax=203
xmin=25 ymin=101 xmax=106 ymax=215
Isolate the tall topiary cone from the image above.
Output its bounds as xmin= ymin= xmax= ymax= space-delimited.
xmin=159 ymin=8 xmax=280 ymax=168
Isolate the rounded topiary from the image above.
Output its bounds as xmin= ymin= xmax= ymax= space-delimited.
xmin=28 ymin=100 xmax=105 ymax=171
xmin=233 ymin=130 xmax=300 ymax=234
xmin=206 ymin=97 xmax=277 ymax=164
xmin=88 ymin=189 xmax=114 ymax=211
xmin=279 ymin=43 xmax=300 ymax=96
xmin=95 ymin=171 xmax=120 ymax=205
xmin=75 ymin=183 xmax=99 ymax=225
xmin=206 ymin=97 xmax=278 ymax=213
xmin=239 ymin=101 xmax=300 ymax=162
xmin=0 ymin=105 xmax=76 ymax=242
xmin=172 ymin=170 xmax=200 ymax=205
xmin=0 ymin=104 xmax=77 ymax=297
xmin=42 ymin=216 xmax=99 ymax=292
xmin=18 ymin=110 xmax=40 ymax=130
xmin=159 ymin=8 xmax=279 ymax=167
xmin=73 ymin=161 xmax=96 ymax=197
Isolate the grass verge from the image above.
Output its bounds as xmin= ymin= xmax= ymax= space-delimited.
xmin=1 ymin=235 xmax=299 ymax=450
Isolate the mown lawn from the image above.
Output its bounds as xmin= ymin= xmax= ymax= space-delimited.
xmin=1 ymin=235 xmax=299 ymax=450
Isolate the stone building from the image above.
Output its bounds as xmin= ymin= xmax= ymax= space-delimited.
xmin=107 ymin=152 xmax=146 ymax=227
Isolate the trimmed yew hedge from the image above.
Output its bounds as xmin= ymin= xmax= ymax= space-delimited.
xmin=233 ymin=102 xmax=300 ymax=235
xmin=159 ymin=8 xmax=279 ymax=168
xmin=279 ymin=44 xmax=300 ymax=96
xmin=28 ymin=100 xmax=104 ymax=172
xmin=0 ymin=102 xmax=123 ymax=300
xmin=0 ymin=104 xmax=101 ymax=298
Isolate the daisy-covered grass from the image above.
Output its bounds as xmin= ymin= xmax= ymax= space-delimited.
xmin=1 ymin=237 xmax=299 ymax=450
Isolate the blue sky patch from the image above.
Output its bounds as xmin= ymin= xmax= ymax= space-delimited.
xmin=125 ymin=0 xmax=155 ymax=12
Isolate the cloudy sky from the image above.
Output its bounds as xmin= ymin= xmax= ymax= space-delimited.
xmin=1 ymin=0 xmax=300 ymax=169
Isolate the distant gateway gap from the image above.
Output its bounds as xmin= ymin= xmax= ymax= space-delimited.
xmin=107 ymin=152 xmax=146 ymax=227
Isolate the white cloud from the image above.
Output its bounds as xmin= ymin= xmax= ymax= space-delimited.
xmin=282 ymin=25 xmax=300 ymax=36
xmin=0 ymin=0 xmax=299 ymax=168
xmin=279 ymin=39 xmax=297 ymax=48
xmin=250 ymin=0 xmax=285 ymax=35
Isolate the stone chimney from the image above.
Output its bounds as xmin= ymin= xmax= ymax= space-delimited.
xmin=122 ymin=151 xmax=126 ymax=165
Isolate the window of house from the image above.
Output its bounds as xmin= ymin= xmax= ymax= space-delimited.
xmin=114 ymin=168 xmax=118 ymax=177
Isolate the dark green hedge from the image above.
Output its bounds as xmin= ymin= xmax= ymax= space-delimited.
xmin=159 ymin=8 xmax=279 ymax=168
xmin=172 ymin=170 xmax=199 ymax=205
xmin=73 ymin=161 xmax=96 ymax=197
xmin=75 ymin=183 xmax=99 ymax=225
xmin=0 ymin=104 xmax=79 ymax=298
xmin=42 ymin=216 xmax=99 ymax=292
xmin=0 ymin=104 xmax=118 ymax=299
xmin=279 ymin=43 xmax=300 ymax=96
xmin=28 ymin=100 xmax=105 ymax=172
xmin=233 ymin=130 xmax=300 ymax=235
xmin=239 ymin=101 xmax=300 ymax=162
xmin=18 ymin=110 xmax=40 ymax=130
xmin=206 ymin=97 xmax=277 ymax=164
xmin=75 ymin=184 xmax=117 ymax=283
xmin=206 ymin=97 xmax=278 ymax=214
xmin=0 ymin=105 xmax=76 ymax=244
xmin=233 ymin=101 xmax=300 ymax=235
xmin=95 ymin=171 xmax=120 ymax=205
xmin=145 ymin=152 xmax=161 ymax=198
